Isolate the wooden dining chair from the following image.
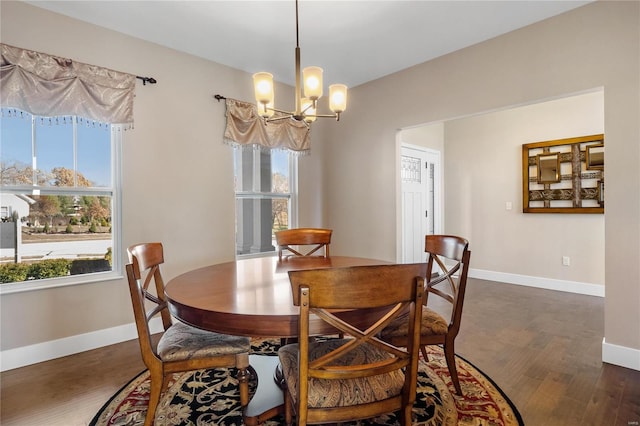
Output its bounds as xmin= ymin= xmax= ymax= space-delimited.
xmin=279 ymin=263 xmax=427 ymax=426
xmin=381 ymin=235 xmax=471 ymax=395
xmin=275 ymin=228 xmax=332 ymax=260
xmin=126 ymin=242 xmax=251 ymax=426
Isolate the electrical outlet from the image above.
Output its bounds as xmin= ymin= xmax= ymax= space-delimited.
xmin=562 ymin=256 xmax=570 ymax=266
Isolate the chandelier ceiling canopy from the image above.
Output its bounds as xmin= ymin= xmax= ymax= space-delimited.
xmin=253 ymin=0 xmax=347 ymax=125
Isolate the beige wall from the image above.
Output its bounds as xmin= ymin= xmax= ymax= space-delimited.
xmin=444 ymin=91 xmax=604 ymax=284
xmin=400 ymin=123 xmax=445 ymax=153
xmin=325 ymin=2 xmax=639 ymax=355
xmin=1 ymin=1 xmax=638 ymax=366
xmin=0 ymin=1 xmax=323 ymax=351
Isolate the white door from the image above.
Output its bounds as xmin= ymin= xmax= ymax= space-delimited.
xmin=401 ymin=145 xmax=441 ymax=263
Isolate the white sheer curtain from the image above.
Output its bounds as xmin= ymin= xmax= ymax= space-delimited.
xmin=0 ymin=43 xmax=136 ymax=128
xmin=223 ymin=98 xmax=310 ymax=154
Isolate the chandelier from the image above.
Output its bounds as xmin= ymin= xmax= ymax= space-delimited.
xmin=252 ymin=0 xmax=348 ymax=124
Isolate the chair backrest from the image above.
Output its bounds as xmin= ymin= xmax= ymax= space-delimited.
xmin=424 ymin=235 xmax=471 ymax=337
xmin=287 ymin=263 xmax=427 ymax=421
xmin=275 ymin=228 xmax=332 ymax=260
xmin=126 ymin=242 xmax=172 ymax=366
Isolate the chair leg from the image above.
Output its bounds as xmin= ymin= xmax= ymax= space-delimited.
xmin=235 ymin=353 xmax=251 ymax=408
xmin=399 ymin=403 xmax=413 ymax=426
xmin=443 ymin=339 xmax=462 ymax=395
xmin=145 ymin=371 xmax=165 ymax=426
xmin=420 ymin=345 xmax=429 ymax=362
xmin=237 ymin=366 xmax=250 ymax=408
xmin=284 ymin=388 xmax=293 ymax=426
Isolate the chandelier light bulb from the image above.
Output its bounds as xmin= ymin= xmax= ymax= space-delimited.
xmin=329 ymin=84 xmax=348 ymax=114
xmin=307 ymin=77 xmax=320 ymax=91
xmin=253 ymin=72 xmax=274 ymax=105
xmin=303 ymin=66 xmax=323 ymax=101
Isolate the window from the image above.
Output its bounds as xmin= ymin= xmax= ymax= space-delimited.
xmin=233 ymin=148 xmax=297 ymax=256
xmin=0 ymin=108 xmax=122 ymax=291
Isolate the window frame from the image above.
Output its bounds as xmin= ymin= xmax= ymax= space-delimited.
xmin=234 ymin=148 xmax=298 ymax=259
xmin=0 ymin=112 xmax=124 ymax=294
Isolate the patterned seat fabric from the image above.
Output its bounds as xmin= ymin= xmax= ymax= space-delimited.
xmin=380 ymin=307 xmax=449 ymax=339
xmin=278 ymin=339 xmax=405 ymax=408
xmin=158 ymin=322 xmax=251 ymax=361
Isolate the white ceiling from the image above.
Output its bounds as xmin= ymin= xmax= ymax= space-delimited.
xmin=25 ymin=0 xmax=592 ymax=88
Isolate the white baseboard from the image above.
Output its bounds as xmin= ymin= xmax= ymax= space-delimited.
xmin=469 ymin=268 xmax=605 ymax=297
xmin=0 ymin=317 xmax=163 ymax=372
xmin=602 ymin=338 xmax=640 ymax=371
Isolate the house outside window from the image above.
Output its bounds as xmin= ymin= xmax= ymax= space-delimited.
xmin=0 ymin=108 xmax=122 ymax=291
xmin=234 ymin=148 xmax=297 ymax=257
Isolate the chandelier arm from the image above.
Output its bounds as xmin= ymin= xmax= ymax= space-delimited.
xmin=265 ymin=114 xmax=294 ymax=123
xmin=269 ymin=106 xmax=295 ymax=115
xmin=301 ymin=103 xmax=314 ymax=115
xmin=308 ymin=113 xmax=339 ymax=119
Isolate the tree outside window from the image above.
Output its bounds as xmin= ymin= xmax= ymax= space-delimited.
xmin=0 ymin=108 xmax=118 ymax=286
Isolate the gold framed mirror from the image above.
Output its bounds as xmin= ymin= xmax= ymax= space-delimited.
xmin=586 ymin=144 xmax=604 ymax=170
xmin=522 ymin=134 xmax=604 ymax=214
xmin=536 ymin=152 xmax=560 ymax=183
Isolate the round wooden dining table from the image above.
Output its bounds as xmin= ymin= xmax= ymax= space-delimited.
xmin=165 ymin=255 xmax=388 ymax=338
xmin=164 ymin=255 xmax=389 ymax=425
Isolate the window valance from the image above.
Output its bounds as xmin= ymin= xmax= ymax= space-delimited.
xmin=223 ymin=98 xmax=310 ymax=154
xmin=0 ymin=43 xmax=136 ymax=127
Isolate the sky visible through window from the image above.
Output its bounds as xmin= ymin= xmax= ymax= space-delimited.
xmin=272 ymin=150 xmax=288 ymax=177
xmin=2 ymin=108 xmax=287 ymax=188
xmin=1 ymin=109 xmax=111 ymax=187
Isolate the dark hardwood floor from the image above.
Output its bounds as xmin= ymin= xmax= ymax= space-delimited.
xmin=1 ymin=278 xmax=639 ymax=425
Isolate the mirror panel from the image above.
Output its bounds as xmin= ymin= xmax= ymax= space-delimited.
xmin=586 ymin=144 xmax=604 ymax=170
xmin=537 ymin=153 xmax=560 ymax=183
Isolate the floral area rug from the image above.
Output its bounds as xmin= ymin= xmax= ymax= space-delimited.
xmin=90 ymin=339 xmax=523 ymax=425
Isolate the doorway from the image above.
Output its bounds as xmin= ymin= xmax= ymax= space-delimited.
xmin=400 ymin=144 xmax=441 ymax=263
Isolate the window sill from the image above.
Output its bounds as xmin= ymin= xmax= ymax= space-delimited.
xmin=0 ymin=270 xmax=123 ymax=295
xmin=236 ymin=251 xmax=278 ymax=260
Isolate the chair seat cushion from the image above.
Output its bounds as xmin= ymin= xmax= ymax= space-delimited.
xmin=278 ymin=338 xmax=405 ymax=408
xmin=380 ymin=306 xmax=448 ymax=340
xmin=158 ymin=322 xmax=250 ymax=362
